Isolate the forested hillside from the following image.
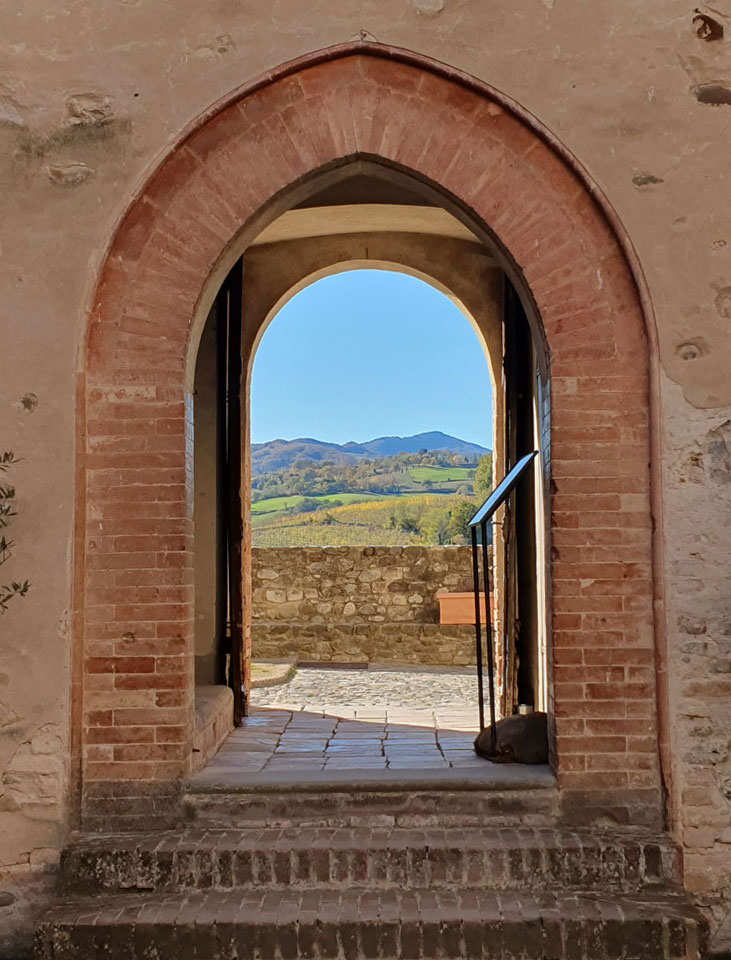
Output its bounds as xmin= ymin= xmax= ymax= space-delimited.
xmin=251 ymin=441 xmax=493 ymax=547
xmin=251 ymin=430 xmax=488 ymax=474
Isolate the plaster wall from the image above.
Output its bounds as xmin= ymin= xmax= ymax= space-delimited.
xmin=0 ymin=1 xmax=730 ymax=951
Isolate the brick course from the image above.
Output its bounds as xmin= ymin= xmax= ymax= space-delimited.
xmin=39 ymin=826 xmax=704 ymax=960
xmin=59 ymin=827 xmax=681 ymax=895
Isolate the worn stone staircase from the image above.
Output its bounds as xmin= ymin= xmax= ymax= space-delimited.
xmin=35 ymin=780 xmax=707 ymax=959
xmin=183 ymin=766 xmax=560 ymax=829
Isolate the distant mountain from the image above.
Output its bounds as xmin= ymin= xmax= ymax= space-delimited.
xmin=251 ymin=432 xmax=489 ymax=475
xmin=347 ymin=432 xmax=489 ymax=458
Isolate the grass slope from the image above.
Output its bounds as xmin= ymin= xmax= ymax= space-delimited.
xmin=407 ymin=466 xmax=474 ymax=482
xmin=251 ymin=491 xmax=386 ymax=523
xmin=251 ymin=495 xmax=304 ymax=515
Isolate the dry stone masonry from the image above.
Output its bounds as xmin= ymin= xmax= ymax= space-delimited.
xmin=252 ymin=546 xmax=478 ymax=666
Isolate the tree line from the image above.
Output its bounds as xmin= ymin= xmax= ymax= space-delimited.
xmin=251 ymin=449 xmax=484 ymax=503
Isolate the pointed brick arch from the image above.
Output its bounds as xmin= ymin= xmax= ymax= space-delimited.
xmin=77 ymin=44 xmax=660 ymax=829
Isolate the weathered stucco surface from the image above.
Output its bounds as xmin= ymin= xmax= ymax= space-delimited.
xmin=1 ymin=0 xmax=730 ymax=952
xmin=661 ymin=374 xmax=731 ymax=943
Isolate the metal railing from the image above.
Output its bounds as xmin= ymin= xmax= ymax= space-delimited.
xmin=468 ymin=450 xmax=538 ymax=752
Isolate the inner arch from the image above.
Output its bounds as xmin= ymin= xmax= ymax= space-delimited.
xmin=192 ymin=163 xmax=549 ymax=741
xmin=251 ymin=268 xmax=494 ymax=449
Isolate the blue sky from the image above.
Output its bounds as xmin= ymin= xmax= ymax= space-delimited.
xmin=250 ymin=270 xmax=493 ymax=448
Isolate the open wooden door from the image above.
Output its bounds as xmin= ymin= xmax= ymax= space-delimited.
xmin=502 ymin=281 xmax=540 ymax=715
xmin=214 ymin=259 xmax=248 ymax=725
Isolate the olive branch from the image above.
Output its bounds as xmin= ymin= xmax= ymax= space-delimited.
xmin=0 ymin=451 xmax=29 ymax=613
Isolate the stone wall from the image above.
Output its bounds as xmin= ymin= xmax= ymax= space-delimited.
xmin=251 ymin=546 xmax=477 ymax=666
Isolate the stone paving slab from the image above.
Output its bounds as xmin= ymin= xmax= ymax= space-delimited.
xmin=201 ymin=714 xmax=486 ymax=778
xmin=201 ymin=666 xmax=487 ymax=780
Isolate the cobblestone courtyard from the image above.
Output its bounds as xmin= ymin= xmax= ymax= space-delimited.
xmin=198 ymin=666 xmax=487 ymax=780
xmin=252 ymin=665 xmax=481 ymax=716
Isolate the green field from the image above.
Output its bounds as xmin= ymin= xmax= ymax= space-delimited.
xmin=251 ymin=491 xmax=386 ymax=522
xmin=251 ymin=495 xmax=304 ymax=515
xmin=407 ymin=466 xmax=474 ymax=482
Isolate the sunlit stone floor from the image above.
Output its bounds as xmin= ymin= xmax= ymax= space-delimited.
xmin=202 ymin=666 xmax=487 ymax=778
xmin=253 ymin=665 xmax=480 ymax=714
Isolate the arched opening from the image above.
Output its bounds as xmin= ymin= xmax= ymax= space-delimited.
xmin=200 ymin=266 xmax=502 ymax=764
xmin=190 ymin=158 xmax=551 ymax=781
xmin=77 ymin=46 xmax=660 ymax=831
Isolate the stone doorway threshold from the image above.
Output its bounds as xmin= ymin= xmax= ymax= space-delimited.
xmin=188 ymin=706 xmax=554 ymax=792
xmin=188 ymin=666 xmax=553 ymax=794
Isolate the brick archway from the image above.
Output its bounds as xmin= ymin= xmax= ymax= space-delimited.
xmin=77 ymin=43 xmax=660 ymax=829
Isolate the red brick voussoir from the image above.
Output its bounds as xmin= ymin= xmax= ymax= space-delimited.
xmin=78 ymin=43 xmax=660 ymax=830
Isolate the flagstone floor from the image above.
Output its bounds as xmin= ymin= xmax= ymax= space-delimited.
xmin=199 ymin=666 xmax=488 ymax=779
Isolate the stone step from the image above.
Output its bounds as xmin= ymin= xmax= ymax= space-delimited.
xmin=183 ymin=767 xmax=559 ymax=828
xmin=35 ymin=887 xmax=707 ymax=960
xmin=60 ymin=827 xmax=682 ymax=896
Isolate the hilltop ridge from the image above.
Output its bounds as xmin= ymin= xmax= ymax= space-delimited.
xmin=252 ymin=431 xmax=489 ymax=475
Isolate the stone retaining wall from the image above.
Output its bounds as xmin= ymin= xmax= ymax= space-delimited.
xmin=252 ymin=622 xmax=476 ymax=667
xmin=251 ymin=546 xmax=478 ymax=666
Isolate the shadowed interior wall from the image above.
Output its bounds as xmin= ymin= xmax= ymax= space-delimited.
xmin=193 ymin=312 xmax=219 ymax=685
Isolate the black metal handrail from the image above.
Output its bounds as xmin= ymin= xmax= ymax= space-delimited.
xmin=468 ymin=450 xmax=538 ymax=751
